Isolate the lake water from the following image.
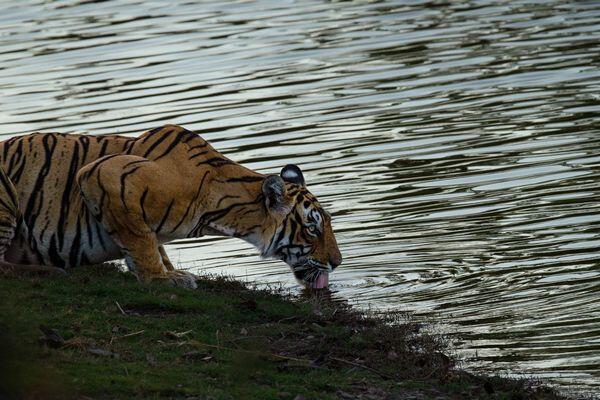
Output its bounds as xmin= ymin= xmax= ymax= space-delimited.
xmin=0 ymin=0 xmax=599 ymax=396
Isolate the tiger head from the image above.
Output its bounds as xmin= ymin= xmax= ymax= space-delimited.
xmin=260 ymin=164 xmax=342 ymax=289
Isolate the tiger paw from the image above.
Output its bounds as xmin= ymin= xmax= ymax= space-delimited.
xmin=148 ymin=271 xmax=198 ymax=290
xmin=166 ymin=270 xmax=198 ymax=290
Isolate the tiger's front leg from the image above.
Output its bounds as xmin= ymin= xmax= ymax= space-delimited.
xmin=76 ymin=155 xmax=198 ymax=289
xmin=159 ymin=245 xmax=175 ymax=271
xmin=118 ymin=230 xmax=196 ymax=289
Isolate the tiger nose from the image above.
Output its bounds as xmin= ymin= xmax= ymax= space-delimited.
xmin=330 ymin=253 xmax=342 ymax=269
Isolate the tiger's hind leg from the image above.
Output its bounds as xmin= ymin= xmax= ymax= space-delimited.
xmin=0 ymin=166 xmax=65 ymax=276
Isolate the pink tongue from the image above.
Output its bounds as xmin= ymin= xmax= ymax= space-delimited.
xmin=311 ymin=273 xmax=329 ymax=289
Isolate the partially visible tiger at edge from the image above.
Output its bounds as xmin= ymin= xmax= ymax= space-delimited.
xmin=0 ymin=125 xmax=342 ymax=289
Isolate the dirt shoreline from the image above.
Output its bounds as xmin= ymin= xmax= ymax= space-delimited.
xmin=0 ymin=264 xmax=576 ymax=400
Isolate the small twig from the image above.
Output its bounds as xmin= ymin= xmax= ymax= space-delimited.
xmin=187 ymin=340 xmax=394 ymax=379
xmin=276 ymin=316 xmax=299 ymax=323
xmin=165 ymin=330 xmax=193 ymax=340
xmin=329 ymin=356 xmax=394 ymax=380
xmin=120 ymin=330 xmax=145 ymax=339
xmin=115 ymin=301 xmax=127 ymax=316
xmin=229 ymin=335 xmax=269 ymax=343
xmin=423 ymin=365 xmax=441 ymax=380
xmin=189 ymin=340 xmax=320 ymax=366
xmin=110 ymin=329 xmax=145 ymax=345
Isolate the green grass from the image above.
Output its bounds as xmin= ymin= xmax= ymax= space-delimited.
xmin=0 ymin=265 xmax=569 ymax=400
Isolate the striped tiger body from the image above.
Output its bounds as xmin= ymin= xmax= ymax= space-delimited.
xmin=0 ymin=125 xmax=341 ymax=289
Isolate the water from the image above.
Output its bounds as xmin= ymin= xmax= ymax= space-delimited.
xmin=0 ymin=0 xmax=599 ymax=395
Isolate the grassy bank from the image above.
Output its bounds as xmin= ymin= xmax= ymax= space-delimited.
xmin=0 ymin=265 xmax=567 ymax=400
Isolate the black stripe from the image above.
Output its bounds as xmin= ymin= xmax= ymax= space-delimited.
xmin=293 ymin=211 xmax=303 ymax=225
xmin=123 ymin=159 xmax=149 ymax=169
xmin=24 ymin=134 xmax=56 ymax=228
xmin=58 ymin=141 xmax=81 ymax=250
xmin=181 ymin=130 xmax=199 ymax=143
xmin=189 ymin=150 xmax=209 ymax=160
xmin=94 ymin=221 xmax=107 ymax=251
xmin=198 ymin=196 xmax=261 ymax=226
xmin=9 ymin=157 xmax=27 ymax=185
xmin=299 ymin=228 xmax=312 ymax=243
xmin=98 ymin=140 xmax=110 ymax=158
xmin=140 ymin=187 xmax=149 ymax=224
xmin=156 ymin=199 xmax=175 ymax=233
xmin=0 ymin=197 xmax=13 ymax=214
xmin=269 ymin=217 xmax=288 ymax=252
xmin=188 ymin=143 xmax=209 ymax=150
xmin=39 ymin=220 xmax=50 ymax=243
xmin=119 ymin=166 xmax=142 ymax=212
xmin=27 ymin=191 xmax=44 ymax=242
xmin=289 ymin=219 xmax=298 ymax=242
xmin=85 ymin=207 xmax=94 ymax=248
xmin=48 ymin=234 xmax=65 ymax=268
xmin=215 ymin=194 xmax=240 ymax=208
xmin=171 ymin=171 xmax=209 ymax=233
xmin=94 ymin=172 xmax=107 ymax=222
xmin=143 ymin=129 xmax=174 ymax=158
xmin=142 ymin=126 xmax=166 ymax=143
xmin=124 ymin=139 xmax=136 ymax=154
xmin=82 ymin=154 xmax=120 ymax=180
xmin=0 ymin=220 xmax=15 ymax=228
xmin=8 ymin=139 xmax=23 ymax=172
xmin=2 ymin=136 xmax=17 ymax=160
xmin=0 ymin=168 xmax=17 ymax=208
xmin=225 ymin=176 xmax=264 ymax=183
xmin=153 ymin=130 xmax=188 ymax=161
xmin=68 ymin=218 xmax=82 ymax=267
xmin=240 ymin=208 xmax=259 ymax=217
xmin=195 ymin=157 xmax=234 ymax=167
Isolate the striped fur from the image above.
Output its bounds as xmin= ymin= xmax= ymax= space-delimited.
xmin=0 ymin=125 xmax=341 ymax=288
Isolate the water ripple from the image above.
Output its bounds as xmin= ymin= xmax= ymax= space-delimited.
xmin=1 ymin=0 xmax=599 ymax=395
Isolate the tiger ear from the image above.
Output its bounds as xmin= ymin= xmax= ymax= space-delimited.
xmin=281 ymin=164 xmax=305 ymax=186
xmin=262 ymin=175 xmax=292 ymax=215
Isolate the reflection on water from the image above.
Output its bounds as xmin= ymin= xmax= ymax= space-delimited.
xmin=1 ymin=0 xmax=599 ymax=395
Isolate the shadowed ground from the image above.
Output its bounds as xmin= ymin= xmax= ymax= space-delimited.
xmin=0 ymin=265 xmax=570 ymax=400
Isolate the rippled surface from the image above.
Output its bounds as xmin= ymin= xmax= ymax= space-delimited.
xmin=1 ymin=0 xmax=599 ymax=395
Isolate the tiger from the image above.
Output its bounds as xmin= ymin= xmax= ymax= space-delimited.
xmin=0 ymin=124 xmax=342 ymax=289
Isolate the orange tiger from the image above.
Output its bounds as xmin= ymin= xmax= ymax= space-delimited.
xmin=0 ymin=125 xmax=341 ymax=289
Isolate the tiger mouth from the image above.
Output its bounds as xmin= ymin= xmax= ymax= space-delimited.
xmin=292 ymin=263 xmax=330 ymax=289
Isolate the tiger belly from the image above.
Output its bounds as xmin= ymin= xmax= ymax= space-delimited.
xmin=5 ymin=213 xmax=123 ymax=267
